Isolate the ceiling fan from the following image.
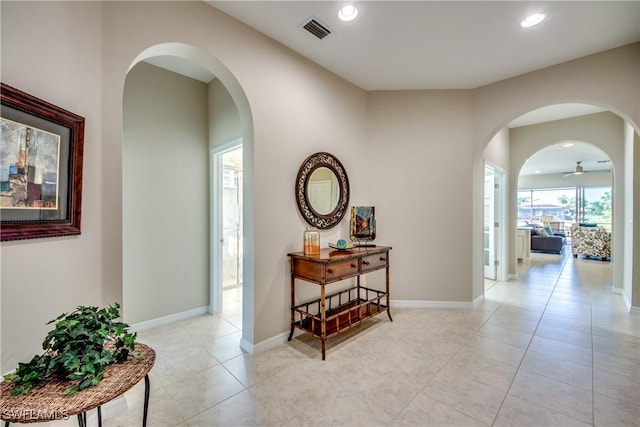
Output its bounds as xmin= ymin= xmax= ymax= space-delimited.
xmin=562 ymin=160 xmax=612 ymax=177
xmin=563 ymin=161 xmax=585 ymax=177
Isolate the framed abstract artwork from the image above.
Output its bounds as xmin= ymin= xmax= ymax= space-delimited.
xmin=350 ymin=206 xmax=376 ymax=242
xmin=1 ymin=83 xmax=85 ymax=241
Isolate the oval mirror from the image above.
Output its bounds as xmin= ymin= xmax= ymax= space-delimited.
xmin=295 ymin=152 xmax=349 ymax=229
xmin=307 ymin=167 xmax=339 ymax=215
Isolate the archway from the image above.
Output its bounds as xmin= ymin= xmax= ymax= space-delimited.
xmin=122 ymin=43 xmax=256 ymax=353
xmin=475 ymin=102 xmax=639 ymax=310
xmin=518 ymin=142 xmax=612 ymax=225
xmin=516 ymin=141 xmax=613 ymax=259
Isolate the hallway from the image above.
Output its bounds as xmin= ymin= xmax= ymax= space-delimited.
xmin=105 ymin=252 xmax=638 ymax=426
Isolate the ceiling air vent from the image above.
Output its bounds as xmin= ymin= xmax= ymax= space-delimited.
xmin=303 ymin=18 xmax=331 ymax=40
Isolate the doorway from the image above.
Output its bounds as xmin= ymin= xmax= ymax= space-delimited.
xmin=484 ymin=163 xmax=506 ymax=285
xmin=212 ymin=142 xmax=243 ymax=330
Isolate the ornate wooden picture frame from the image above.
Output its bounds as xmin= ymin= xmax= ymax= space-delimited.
xmin=1 ymin=83 xmax=85 ymax=241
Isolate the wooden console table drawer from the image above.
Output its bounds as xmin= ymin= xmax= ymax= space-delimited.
xmin=287 ymin=245 xmax=392 ymax=359
xmin=291 ymin=258 xmax=359 ymax=283
xmin=361 ymin=253 xmax=389 ymax=272
xmin=326 ymin=259 xmax=359 ymax=280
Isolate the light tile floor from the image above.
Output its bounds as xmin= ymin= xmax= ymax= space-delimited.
xmin=105 ymin=252 xmax=639 ymax=426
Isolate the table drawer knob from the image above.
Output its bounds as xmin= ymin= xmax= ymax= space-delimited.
xmin=351 ymin=263 xmax=357 ymax=269
xmin=380 ymin=257 xmax=386 ymax=262
xmin=327 ymin=268 xmax=334 ymax=274
xmin=362 ymin=260 xmax=370 ymax=266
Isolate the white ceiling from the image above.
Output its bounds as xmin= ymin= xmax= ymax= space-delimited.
xmin=208 ymin=1 xmax=640 ymax=90
xmin=520 ymin=141 xmax=611 ymax=176
xmin=142 ymin=1 xmax=635 ymax=176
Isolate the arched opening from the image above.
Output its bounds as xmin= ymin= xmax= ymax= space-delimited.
xmin=518 ymin=142 xmax=612 ymax=230
xmin=121 ymin=43 xmax=255 ymax=353
xmin=516 ymin=141 xmax=612 ymax=262
xmin=476 ymin=102 xmax=638 ymax=309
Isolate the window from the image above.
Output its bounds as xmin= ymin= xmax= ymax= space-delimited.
xmin=517 ymin=187 xmax=575 ymax=224
xmin=518 ymin=186 xmax=612 ymax=232
xmin=580 ymin=186 xmax=612 ymax=231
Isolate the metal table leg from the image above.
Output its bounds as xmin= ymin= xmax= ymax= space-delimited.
xmin=142 ymin=374 xmax=150 ymax=427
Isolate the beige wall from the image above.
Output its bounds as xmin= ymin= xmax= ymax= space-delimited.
xmin=123 ymin=62 xmax=210 ymax=324
xmin=209 ymin=78 xmax=241 ymax=149
xmin=1 ymin=1 xmax=639 ymax=372
xmin=484 ymin=128 xmax=510 ymax=171
xmin=99 ymin=1 xmax=369 ymax=349
xmin=366 ymin=90 xmax=475 ymax=302
xmin=1 ymin=1 xmax=104 ymax=373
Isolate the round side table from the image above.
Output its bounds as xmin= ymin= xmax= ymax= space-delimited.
xmin=1 ymin=343 xmax=155 ymax=427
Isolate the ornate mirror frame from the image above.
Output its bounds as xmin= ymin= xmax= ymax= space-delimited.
xmin=295 ymin=152 xmax=350 ymax=229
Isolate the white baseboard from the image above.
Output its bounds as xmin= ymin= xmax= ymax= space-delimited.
xmin=391 ymin=299 xmax=474 ymax=309
xmin=246 ymin=331 xmax=291 ymax=356
xmin=129 ymin=306 xmax=209 ymax=332
xmin=612 ymin=287 xmax=634 ymax=312
xmin=507 ymin=274 xmax=519 ymax=280
xmin=472 ymin=294 xmax=485 ymax=306
xmin=239 ymin=337 xmax=254 ymax=355
xmin=129 ymin=306 xmax=285 ymax=357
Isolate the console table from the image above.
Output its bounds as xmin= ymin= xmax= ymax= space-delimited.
xmin=287 ymin=246 xmax=392 ymax=359
xmin=1 ymin=343 xmax=155 ymax=427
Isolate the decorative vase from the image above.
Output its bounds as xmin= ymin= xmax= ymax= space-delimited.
xmin=303 ymin=227 xmax=320 ymax=255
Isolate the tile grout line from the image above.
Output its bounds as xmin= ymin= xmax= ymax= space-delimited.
xmin=412 ymin=265 xmax=559 ymax=426
xmin=490 ymin=252 xmax=571 ymax=426
xmin=386 ymin=308 xmax=493 ymax=426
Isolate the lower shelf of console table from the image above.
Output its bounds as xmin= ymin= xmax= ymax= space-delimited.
xmin=287 ymin=246 xmax=392 ymax=360
xmin=292 ymin=286 xmax=389 ymax=339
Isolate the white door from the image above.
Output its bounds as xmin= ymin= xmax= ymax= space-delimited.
xmin=211 ymin=141 xmax=243 ymax=316
xmin=484 ymin=166 xmax=496 ymax=279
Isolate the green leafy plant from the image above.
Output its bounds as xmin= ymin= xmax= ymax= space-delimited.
xmin=3 ymin=303 xmax=137 ymax=396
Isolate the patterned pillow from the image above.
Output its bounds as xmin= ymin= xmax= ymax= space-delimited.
xmin=543 ymin=225 xmax=554 ymax=236
xmin=534 ymin=228 xmax=549 ymax=236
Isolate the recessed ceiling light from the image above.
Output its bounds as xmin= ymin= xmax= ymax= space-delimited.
xmin=535 ymin=170 xmax=542 ymax=174
xmin=338 ymin=4 xmax=358 ymax=22
xmin=521 ymin=13 xmax=545 ymax=28
xmin=562 ymin=143 xmax=574 ymax=147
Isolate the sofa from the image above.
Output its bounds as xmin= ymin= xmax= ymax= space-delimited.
xmin=531 ymin=233 xmax=565 ymax=254
xmin=570 ymin=224 xmax=611 ymax=261
xmin=523 ymin=224 xmax=565 ymax=254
